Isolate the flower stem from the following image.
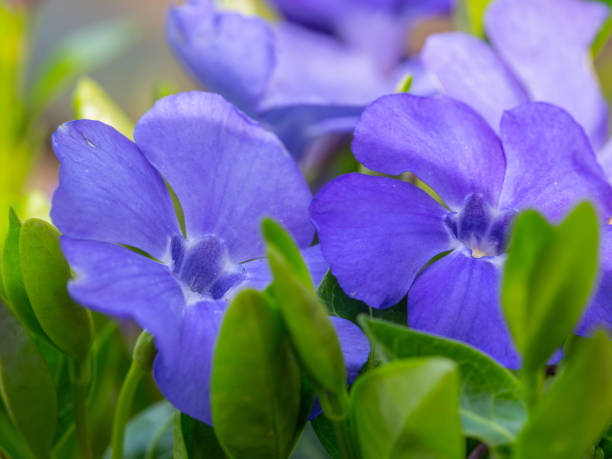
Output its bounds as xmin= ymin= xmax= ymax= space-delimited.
xmin=333 ymin=418 xmax=357 ymax=459
xmin=69 ymin=358 xmax=92 ymax=459
xmin=111 ymin=331 xmax=156 ymax=459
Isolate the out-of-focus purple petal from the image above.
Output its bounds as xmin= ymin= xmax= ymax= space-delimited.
xmin=498 ymin=102 xmax=612 ymax=221
xmin=408 ymin=250 xmax=521 ymax=369
xmin=60 ymin=237 xmax=184 ymax=365
xmin=352 ymin=94 xmax=506 ymax=210
xmin=134 ymin=92 xmax=314 ymax=263
xmin=166 ymin=1 xmax=274 ymax=112
xmin=486 ymin=0 xmax=609 ymax=149
xmin=241 ymin=245 xmax=329 ymax=292
xmin=577 ymin=225 xmax=612 ymax=335
xmin=51 ymin=121 xmax=180 ymax=260
xmin=154 ymin=300 xmax=225 ymax=425
xmin=329 ymin=316 xmax=371 ymax=383
xmin=261 ymin=23 xmax=390 ymax=110
xmin=421 ymin=32 xmax=529 ymax=132
xmin=310 ymin=173 xmax=453 ymax=309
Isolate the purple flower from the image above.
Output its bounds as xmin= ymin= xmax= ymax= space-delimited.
xmin=269 ymin=0 xmax=452 ymax=71
xmin=310 ymin=94 xmax=612 ymax=368
xmin=166 ymin=0 xmax=446 ymax=157
xmin=421 ymin=0 xmax=609 ymax=151
xmin=51 ymin=91 xmax=369 ymax=423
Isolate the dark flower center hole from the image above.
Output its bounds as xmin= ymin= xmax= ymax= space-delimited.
xmin=171 ymin=235 xmax=245 ymax=300
xmin=444 ymin=193 xmax=515 ymax=258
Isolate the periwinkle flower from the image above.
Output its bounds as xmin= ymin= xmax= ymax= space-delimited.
xmin=51 ymin=91 xmax=369 ymax=423
xmin=166 ymin=0 xmax=448 ymax=157
xmin=311 ymin=94 xmax=612 ymax=368
xmin=422 ymin=0 xmax=609 ymax=151
xmin=269 ymin=0 xmax=452 ymax=71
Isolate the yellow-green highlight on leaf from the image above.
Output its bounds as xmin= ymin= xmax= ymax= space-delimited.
xmin=395 ymin=74 xmax=413 ymax=93
xmin=592 ymin=11 xmax=612 ymax=59
xmin=73 ymin=77 xmax=135 ymax=139
xmin=28 ymin=20 xmax=135 ymax=117
xmin=454 ymin=0 xmax=494 ymax=37
xmin=217 ymin=0 xmax=279 ymax=21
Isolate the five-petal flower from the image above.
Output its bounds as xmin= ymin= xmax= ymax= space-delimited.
xmin=311 ymin=94 xmax=612 ymax=368
xmin=51 ymin=91 xmax=369 ymax=423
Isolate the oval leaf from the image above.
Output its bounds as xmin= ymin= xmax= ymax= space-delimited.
xmin=351 ymin=358 xmax=463 ymax=459
xmin=503 ymin=202 xmax=600 ymax=372
xmin=359 ymin=316 xmax=526 ymax=447
xmin=19 ymin=219 xmax=93 ymax=361
xmin=211 ymin=289 xmax=301 ymax=459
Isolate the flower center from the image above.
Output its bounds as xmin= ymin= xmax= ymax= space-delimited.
xmin=444 ymin=193 xmax=515 ymax=258
xmin=170 ymin=235 xmax=245 ymax=302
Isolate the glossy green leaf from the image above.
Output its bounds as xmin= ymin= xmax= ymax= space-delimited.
xmin=317 ymin=270 xmax=406 ymax=324
xmin=592 ymin=11 xmax=612 ymax=58
xmin=262 ymin=218 xmax=312 ymax=288
xmin=211 ymin=289 xmax=301 ymax=459
xmin=0 ymin=300 xmax=57 ymax=459
xmin=454 ymin=0 xmax=494 ymax=37
xmin=73 ymin=77 xmax=135 ymax=139
xmin=514 ymin=331 xmax=612 ymax=459
xmin=351 ymin=358 xmax=463 ymax=459
xmin=28 ymin=20 xmax=134 ymax=115
xmin=267 ymin=252 xmax=346 ymax=400
xmin=173 ymin=411 xmax=227 ymax=459
xmin=19 ymin=218 xmax=93 ymax=361
xmin=103 ymin=401 xmax=174 ymax=459
xmin=360 ymin=317 xmax=526 ymax=447
xmin=503 ymin=203 xmax=599 ymax=372
xmin=1 ymin=208 xmax=46 ymax=339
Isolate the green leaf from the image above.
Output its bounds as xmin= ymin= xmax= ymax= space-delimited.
xmin=262 ymin=218 xmax=312 ymax=288
xmin=103 ymin=401 xmax=174 ymax=459
xmin=1 ymin=208 xmax=47 ymax=339
xmin=211 ymin=289 xmax=301 ymax=459
xmin=317 ymin=270 xmax=406 ymax=325
xmin=19 ymin=218 xmax=93 ymax=361
xmin=454 ymin=0 xmax=494 ymax=37
xmin=351 ymin=358 xmax=463 ymax=459
xmin=502 ymin=203 xmax=599 ymax=372
xmin=72 ymin=77 xmax=135 ymax=139
xmin=0 ymin=401 xmax=35 ymax=459
xmin=360 ymin=317 xmax=526 ymax=447
xmin=263 ymin=220 xmax=347 ymax=406
xmin=267 ymin=257 xmax=346 ymax=403
xmin=28 ymin=20 xmax=135 ymax=115
xmin=514 ymin=331 xmax=612 ymax=459
xmin=0 ymin=300 xmax=58 ymax=459
xmin=173 ymin=411 xmax=227 ymax=459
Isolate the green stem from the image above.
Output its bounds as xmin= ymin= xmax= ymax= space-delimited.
xmin=111 ymin=331 xmax=156 ymax=459
xmin=69 ymin=359 xmax=92 ymax=459
xmin=333 ymin=418 xmax=357 ymax=459
xmin=521 ymin=369 xmax=544 ymax=412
